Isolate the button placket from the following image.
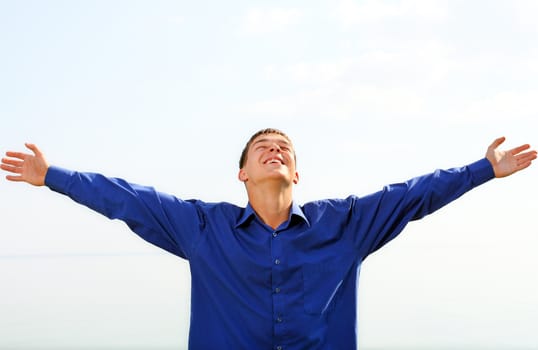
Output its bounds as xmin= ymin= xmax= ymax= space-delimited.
xmin=271 ymin=226 xmax=286 ymax=349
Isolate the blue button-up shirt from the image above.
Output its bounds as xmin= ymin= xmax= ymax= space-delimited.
xmin=45 ymin=158 xmax=494 ymax=350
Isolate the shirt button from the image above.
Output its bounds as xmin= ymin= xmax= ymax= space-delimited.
xmin=275 ymin=287 xmax=281 ymax=293
xmin=276 ymin=315 xmax=283 ymax=323
xmin=274 ymin=259 xmax=281 ymax=265
xmin=276 ymin=346 xmax=283 ymax=350
xmin=272 ymin=231 xmax=278 ymax=237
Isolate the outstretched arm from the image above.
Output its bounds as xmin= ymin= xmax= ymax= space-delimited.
xmin=2 ymin=143 xmax=203 ymax=258
xmin=1 ymin=143 xmax=49 ymax=186
xmin=486 ymin=137 xmax=537 ymax=178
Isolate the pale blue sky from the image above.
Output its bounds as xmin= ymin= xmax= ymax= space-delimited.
xmin=1 ymin=1 xmax=537 ymax=349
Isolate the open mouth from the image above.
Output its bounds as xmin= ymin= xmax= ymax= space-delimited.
xmin=264 ymin=158 xmax=284 ymax=165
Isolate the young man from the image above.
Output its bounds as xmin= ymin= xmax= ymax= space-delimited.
xmin=1 ymin=128 xmax=536 ymax=350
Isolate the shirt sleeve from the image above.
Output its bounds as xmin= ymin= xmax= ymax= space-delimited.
xmin=352 ymin=158 xmax=495 ymax=258
xmin=45 ymin=166 xmax=203 ymax=259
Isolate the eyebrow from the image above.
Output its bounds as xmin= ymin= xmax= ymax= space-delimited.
xmin=252 ymin=138 xmax=291 ymax=147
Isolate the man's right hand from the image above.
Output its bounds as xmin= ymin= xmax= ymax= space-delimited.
xmin=1 ymin=143 xmax=49 ymax=186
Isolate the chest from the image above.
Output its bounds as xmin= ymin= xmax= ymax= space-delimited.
xmin=191 ymin=220 xmax=358 ymax=307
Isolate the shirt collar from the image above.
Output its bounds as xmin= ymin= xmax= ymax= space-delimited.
xmin=235 ymin=201 xmax=310 ymax=228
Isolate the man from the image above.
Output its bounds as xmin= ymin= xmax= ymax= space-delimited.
xmin=1 ymin=128 xmax=536 ymax=349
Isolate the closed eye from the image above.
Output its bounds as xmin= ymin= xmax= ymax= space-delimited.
xmin=252 ymin=139 xmax=293 ymax=153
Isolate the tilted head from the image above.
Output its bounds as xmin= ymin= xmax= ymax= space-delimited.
xmin=238 ymin=128 xmax=299 ymax=186
xmin=239 ymin=128 xmax=296 ymax=169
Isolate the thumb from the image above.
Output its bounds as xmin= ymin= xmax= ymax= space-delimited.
xmin=489 ymin=136 xmax=506 ymax=151
xmin=25 ymin=143 xmax=44 ymax=158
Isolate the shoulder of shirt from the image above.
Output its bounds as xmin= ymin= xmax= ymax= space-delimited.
xmin=300 ymin=196 xmax=359 ymax=211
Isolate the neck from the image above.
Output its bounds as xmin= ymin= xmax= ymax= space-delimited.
xmin=246 ymin=184 xmax=293 ymax=230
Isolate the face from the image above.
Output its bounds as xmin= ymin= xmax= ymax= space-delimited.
xmin=238 ymin=133 xmax=299 ymax=187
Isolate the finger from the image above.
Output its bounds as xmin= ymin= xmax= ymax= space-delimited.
xmin=1 ymin=158 xmax=24 ymax=167
xmin=516 ymin=160 xmax=533 ymax=171
xmin=5 ymin=175 xmax=24 ymax=182
xmin=0 ymin=164 xmax=23 ymax=174
xmin=517 ymin=151 xmax=538 ymax=164
xmin=25 ymin=143 xmax=43 ymax=157
xmin=510 ymin=144 xmax=531 ymax=155
xmin=489 ymin=136 xmax=506 ymax=150
xmin=5 ymin=151 xmax=29 ymax=160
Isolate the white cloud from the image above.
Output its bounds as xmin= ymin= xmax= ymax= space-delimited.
xmin=167 ymin=15 xmax=184 ymax=26
xmin=250 ymin=42 xmax=459 ymax=122
xmin=334 ymin=0 xmax=448 ymax=27
xmin=455 ymin=90 xmax=538 ymax=123
xmin=241 ymin=7 xmax=303 ymax=35
xmin=240 ymin=85 xmax=424 ymax=120
xmin=514 ymin=0 xmax=538 ymax=33
xmin=263 ymin=59 xmax=354 ymax=84
xmin=354 ymin=41 xmax=454 ymax=83
xmin=246 ymin=43 xmax=538 ymax=127
xmin=261 ymin=40 xmax=453 ymax=86
xmin=527 ymin=51 xmax=538 ymax=74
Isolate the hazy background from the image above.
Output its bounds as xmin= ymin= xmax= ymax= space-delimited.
xmin=1 ymin=0 xmax=537 ymax=349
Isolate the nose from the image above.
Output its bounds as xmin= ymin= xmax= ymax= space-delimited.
xmin=269 ymin=144 xmax=281 ymax=153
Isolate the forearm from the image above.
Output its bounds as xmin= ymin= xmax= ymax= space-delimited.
xmin=46 ymin=166 xmax=147 ymax=219
xmin=44 ymin=166 xmax=196 ymax=257
xmin=356 ymin=158 xmax=495 ymax=257
xmin=409 ymin=157 xmax=495 ymax=219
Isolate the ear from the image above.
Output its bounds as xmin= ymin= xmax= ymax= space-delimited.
xmin=293 ymin=171 xmax=299 ymax=184
xmin=238 ymin=168 xmax=248 ymax=182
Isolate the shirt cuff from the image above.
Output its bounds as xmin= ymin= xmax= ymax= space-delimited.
xmin=468 ymin=158 xmax=495 ymax=186
xmin=44 ymin=165 xmax=75 ymax=194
